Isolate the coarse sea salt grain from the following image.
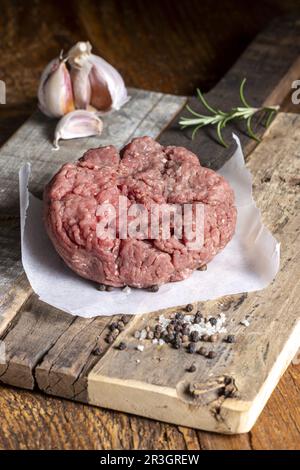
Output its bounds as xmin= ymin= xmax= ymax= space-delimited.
xmin=122 ymin=285 xmax=131 ymax=294
xmin=158 ymin=314 xmax=170 ymax=330
xmin=136 ymin=344 xmax=144 ymax=352
xmin=158 ymin=312 xmax=227 ymax=337
xmin=139 ymin=329 xmax=147 ymax=340
xmin=240 ymin=319 xmax=250 ymax=327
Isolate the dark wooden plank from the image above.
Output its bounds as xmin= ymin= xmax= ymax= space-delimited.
xmin=159 ymin=16 xmax=300 ymax=169
xmin=2 ymin=1 xmax=300 ymax=151
xmin=1 ymin=368 xmax=299 ymax=449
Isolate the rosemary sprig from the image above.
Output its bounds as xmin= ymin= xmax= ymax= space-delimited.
xmin=179 ymin=78 xmax=280 ymax=147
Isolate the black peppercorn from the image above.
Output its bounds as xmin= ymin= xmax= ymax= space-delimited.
xmin=106 ymin=285 xmax=114 ymax=292
xmin=117 ymin=342 xmax=127 ymax=350
xmin=197 ymin=264 xmax=207 ymax=271
xmin=175 ymin=312 xmax=184 ymax=321
xmin=167 ymin=333 xmax=175 ymax=343
xmin=111 ymin=328 xmax=120 ymax=339
xmin=187 ymin=342 xmax=197 ymax=354
xmin=198 ymin=346 xmax=207 ymax=356
xmin=186 ymin=304 xmax=193 ymax=312
xmin=109 ymin=322 xmax=118 ymax=331
xmin=190 ymin=331 xmax=200 ymax=342
xmin=93 ymin=345 xmax=103 ymax=356
xmin=173 ymin=338 xmax=182 ymax=349
xmin=97 ymin=283 xmax=106 ymax=291
xmin=209 ymin=317 xmax=217 ymax=326
xmin=209 ymin=334 xmax=219 ymax=343
xmin=225 ymin=334 xmax=236 ymax=343
xmin=186 ymin=363 xmax=196 ymax=373
xmin=106 ymin=334 xmax=114 ymax=344
xmin=121 ymin=315 xmax=130 ymax=324
xmin=117 ymin=321 xmax=125 ymax=331
xmin=148 ymin=284 xmax=159 ymax=292
xmin=207 ymin=350 xmax=217 ymax=359
xmin=201 ymin=334 xmax=210 ymax=342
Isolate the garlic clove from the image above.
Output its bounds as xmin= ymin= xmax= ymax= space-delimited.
xmin=53 ymin=110 xmax=103 ymax=150
xmin=89 ymin=53 xmax=129 ymax=111
xmin=70 ymin=61 xmax=92 ymax=109
xmin=38 ymin=56 xmax=74 ymax=118
xmin=89 ymin=62 xmax=112 ymax=111
xmin=67 ymin=41 xmax=129 ymax=112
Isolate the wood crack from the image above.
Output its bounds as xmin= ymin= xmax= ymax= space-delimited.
xmin=31 ymin=314 xmax=79 ymax=391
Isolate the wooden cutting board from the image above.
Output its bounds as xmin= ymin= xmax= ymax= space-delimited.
xmin=0 ymin=17 xmax=299 ymax=434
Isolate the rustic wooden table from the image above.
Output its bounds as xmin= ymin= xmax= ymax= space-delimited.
xmin=0 ymin=0 xmax=300 ymax=450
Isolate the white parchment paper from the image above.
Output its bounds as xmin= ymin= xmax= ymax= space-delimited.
xmin=19 ymin=135 xmax=280 ymax=317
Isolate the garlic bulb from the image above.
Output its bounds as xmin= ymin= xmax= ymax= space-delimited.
xmin=67 ymin=41 xmax=129 ymax=112
xmin=38 ymin=42 xmax=129 ymax=118
xmin=38 ymin=55 xmax=74 ymax=118
xmin=53 ymin=110 xmax=103 ymax=150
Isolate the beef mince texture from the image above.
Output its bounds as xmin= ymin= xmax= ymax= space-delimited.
xmin=44 ymin=136 xmax=237 ymax=288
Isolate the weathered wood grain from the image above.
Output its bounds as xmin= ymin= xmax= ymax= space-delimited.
xmin=35 ymin=314 xmax=136 ymax=402
xmin=1 ymin=368 xmax=299 ymax=450
xmin=0 ymin=274 xmax=32 ymax=336
xmin=0 ymin=13 xmax=299 ymax=446
xmin=88 ymin=112 xmax=300 ymax=433
xmin=0 ymin=88 xmax=185 ymax=393
xmin=0 ymin=297 xmax=75 ymax=389
xmin=1 ymin=111 xmax=299 ymax=434
xmin=0 ymin=89 xmax=185 ymax=324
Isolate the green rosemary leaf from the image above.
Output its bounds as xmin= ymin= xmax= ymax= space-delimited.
xmin=246 ymin=115 xmax=260 ymax=142
xmin=179 ymin=79 xmax=279 ymax=146
xmin=239 ymin=78 xmax=251 ymax=108
xmin=265 ymin=109 xmax=276 ymax=128
xmin=185 ymin=105 xmax=204 ymax=118
xmin=191 ymin=123 xmax=205 ymax=139
xmin=216 ymin=120 xmax=228 ymax=147
xmin=196 ymin=88 xmax=218 ymax=115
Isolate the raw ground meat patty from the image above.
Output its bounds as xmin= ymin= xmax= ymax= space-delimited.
xmin=44 ymin=136 xmax=237 ymax=288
